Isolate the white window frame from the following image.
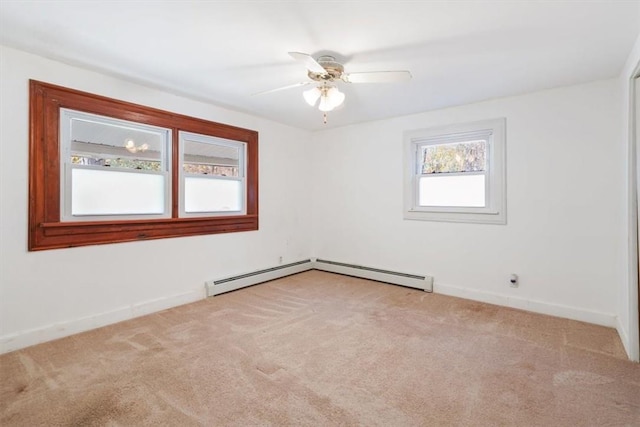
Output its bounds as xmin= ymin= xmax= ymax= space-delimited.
xmin=59 ymin=108 xmax=172 ymax=222
xmin=178 ymin=131 xmax=247 ymax=218
xmin=404 ymin=118 xmax=506 ymax=224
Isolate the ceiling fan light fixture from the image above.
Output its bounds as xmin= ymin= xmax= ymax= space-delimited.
xmin=314 ymin=85 xmax=344 ymax=112
xmin=262 ymin=51 xmax=412 ymax=124
xmin=303 ymin=87 xmax=321 ymax=106
xmin=318 ymin=94 xmax=334 ymax=112
xmin=326 ymin=87 xmax=345 ymax=108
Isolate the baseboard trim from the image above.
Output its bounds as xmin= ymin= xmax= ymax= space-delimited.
xmin=2 ymin=265 xmax=623 ymax=356
xmin=616 ymin=316 xmax=640 ymax=362
xmin=616 ymin=317 xmax=632 ymax=360
xmin=0 ymin=289 xmax=203 ymax=355
xmin=434 ymin=282 xmax=617 ymax=328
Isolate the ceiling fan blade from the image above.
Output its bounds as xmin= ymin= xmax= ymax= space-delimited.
xmin=343 ymin=71 xmax=412 ymax=83
xmin=252 ymin=81 xmax=311 ymax=96
xmin=288 ymin=52 xmax=327 ymax=75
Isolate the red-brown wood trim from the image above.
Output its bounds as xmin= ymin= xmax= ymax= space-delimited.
xmin=32 ymin=216 xmax=259 ymax=250
xmin=28 ymin=81 xmax=45 ymax=251
xmin=40 ymin=215 xmax=258 ymax=234
xmin=28 ymin=80 xmax=259 ymax=251
xmin=246 ymin=130 xmax=259 ymax=216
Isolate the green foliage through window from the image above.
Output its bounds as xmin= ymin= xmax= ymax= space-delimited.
xmin=421 ymin=140 xmax=486 ymax=174
xmin=183 ymin=164 xmax=238 ymax=177
xmin=71 ymin=155 xmax=161 ymax=171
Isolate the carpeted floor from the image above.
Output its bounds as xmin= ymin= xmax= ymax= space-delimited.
xmin=1 ymin=270 xmax=638 ymax=426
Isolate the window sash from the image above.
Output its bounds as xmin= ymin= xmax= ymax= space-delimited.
xmin=59 ymin=109 xmax=172 ymax=221
xmin=183 ymin=175 xmax=245 ymax=214
xmin=63 ymin=164 xmax=171 ymax=220
xmin=416 ymin=171 xmax=487 ymax=209
xmin=178 ymin=131 xmax=247 ymax=217
xmin=413 ymin=138 xmax=492 ymax=212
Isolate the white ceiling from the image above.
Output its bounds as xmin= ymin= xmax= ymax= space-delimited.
xmin=1 ymin=1 xmax=638 ymax=131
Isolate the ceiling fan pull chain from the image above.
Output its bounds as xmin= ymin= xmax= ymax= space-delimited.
xmin=323 ymin=112 xmax=327 ymax=124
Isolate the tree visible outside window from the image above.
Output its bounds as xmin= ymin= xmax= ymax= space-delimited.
xmin=404 ymin=118 xmax=506 ymax=224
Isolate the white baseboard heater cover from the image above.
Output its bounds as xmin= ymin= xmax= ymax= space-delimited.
xmin=313 ymin=259 xmax=433 ymax=292
xmin=207 ymin=258 xmax=432 ymax=296
xmin=207 ymin=259 xmax=313 ymax=296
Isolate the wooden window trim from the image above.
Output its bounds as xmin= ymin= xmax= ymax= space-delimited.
xmin=29 ymin=80 xmax=258 ymax=250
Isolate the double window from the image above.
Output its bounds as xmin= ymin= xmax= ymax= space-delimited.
xmin=29 ymin=80 xmax=258 ymax=250
xmin=404 ymin=118 xmax=506 ymax=224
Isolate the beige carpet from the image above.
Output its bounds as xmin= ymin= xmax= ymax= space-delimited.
xmin=1 ymin=270 xmax=638 ymax=426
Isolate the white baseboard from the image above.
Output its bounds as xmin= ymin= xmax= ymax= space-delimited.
xmin=0 ymin=289 xmax=203 ymax=355
xmin=434 ymin=282 xmax=617 ymax=328
xmin=616 ymin=318 xmax=632 ymax=360
xmin=616 ymin=316 xmax=640 ymax=362
xmin=2 ymin=265 xmax=626 ymax=357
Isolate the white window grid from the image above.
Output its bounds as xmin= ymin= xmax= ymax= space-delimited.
xmin=59 ymin=108 xmax=172 ymax=221
xmin=178 ymin=131 xmax=247 ymax=217
xmin=413 ymin=131 xmax=492 ymax=213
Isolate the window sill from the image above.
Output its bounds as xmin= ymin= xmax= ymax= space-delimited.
xmin=403 ymin=209 xmax=506 ymax=225
xmin=30 ymin=215 xmax=258 ymax=250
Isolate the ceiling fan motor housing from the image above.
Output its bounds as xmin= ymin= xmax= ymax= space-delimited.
xmin=308 ymin=55 xmax=344 ymax=82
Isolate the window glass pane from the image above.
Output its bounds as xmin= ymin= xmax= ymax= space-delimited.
xmin=183 ymin=138 xmax=240 ymax=177
xmin=71 ymin=168 xmax=165 ymax=215
xmin=184 ymin=177 xmax=242 ymax=212
xmin=421 ymin=140 xmax=486 ymax=174
xmin=419 ymin=174 xmax=485 ymax=207
xmin=70 ymin=116 xmax=165 ymax=171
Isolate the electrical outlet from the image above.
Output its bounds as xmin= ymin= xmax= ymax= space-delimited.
xmin=278 ymin=256 xmax=283 ymax=264
xmin=509 ymin=274 xmax=519 ymax=288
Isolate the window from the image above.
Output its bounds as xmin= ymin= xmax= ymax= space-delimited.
xmin=404 ymin=118 xmax=506 ymax=224
xmin=29 ymin=80 xmax=258 ymax=250
xmin=179 ymin=131 xmax=246 ymax=216
xmin=60 ymin=109 xmax=172 ymax=220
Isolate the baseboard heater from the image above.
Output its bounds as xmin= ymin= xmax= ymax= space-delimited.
xmin=207 ymin=258 xmax=433 ymax=296
xmin=313 ymin=259 xmax=433 ymax=292
xmin=206 ymin=259 xmax=314 ymax=296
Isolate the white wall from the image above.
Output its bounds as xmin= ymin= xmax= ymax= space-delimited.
xmin=1 ymin=44 xmax=633 ymax=360
xmin=311 ymin=79 xmax=625 ymax=328
xmin=0 ymin=46 xmax=313 ymax=353
xmin=619 ymin=33 xmax=640 ymax=362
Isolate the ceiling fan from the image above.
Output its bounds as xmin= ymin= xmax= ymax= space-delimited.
xmin=257 ymin=52 xmax=412 ymax=123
